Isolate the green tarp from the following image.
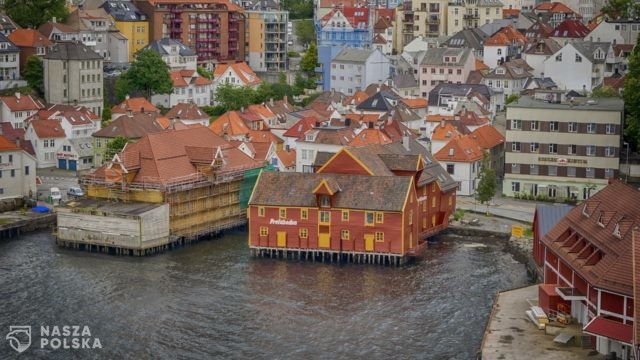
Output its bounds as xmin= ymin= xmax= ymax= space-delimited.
xmin=239 ymin=165 xmax=274 ymax=209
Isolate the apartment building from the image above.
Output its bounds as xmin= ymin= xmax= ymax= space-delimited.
xmin=101 ymin=0 xmax=150 ymax=62
xmin=245 ymin=9 xmax=288 ymax=72
xmin=329 ymin=48 xmax=390 ymax=95
xmin=66 ymin=8 xmax=129 ymax=64
xmin=135 ymin=0 xmax=246 ymax=65
xmin=418 ymin=47 xmax=475 ymax=97
xmin=0 ymin=33 xmax=21 ymax=90
xmin=503 ymin=94 xmax=624 ymax=201
xmin=447 ymin=0 xmax=503 ymax=36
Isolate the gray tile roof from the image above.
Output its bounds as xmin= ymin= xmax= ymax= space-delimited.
xmin=535 ymin=204 xmax=574 ymax=239
xmin=428 ymin=83 xmax=494 ymax=108
xmin=391 ymin=73 xmax=418 ymax=89
xmin=443 ymin=28 xmax=489 ymax=50
xmin=0 ymin=32 xmax=18 ymax=53
xmin=332 ymin=47 xmax=375 ymax=63
xmin=143 ymin=38 xmax=196 ymax=57
xmin=477 ymin=0 xmax=503 ymax=6
xmin=69 ymin=137 xmax=94 ymax=158
xmin=249 ymin=171 xmax=413 ymax=212
xmin=101 ymin=1 xmax=147 ymax=21
xmin=420 ymin=47 xmax=471 ymax=66
xmin=44 ymin=41 xmax=102 ymax=60
xmin=485 ymin=59 xmax=533 ymax=79
xmin=571 ymin=41 xmax=611 ymax=64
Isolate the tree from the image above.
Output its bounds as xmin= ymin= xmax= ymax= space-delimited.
xmin=120 ymin=49 xmax=172 ymax=99
xmin=591 ymin=86 xmax=619 ymax=98
xmin=624 ymin=36 xmax=640 ymax=150
xmin=214 ymin=83 xmax=256 ymax=111
xmin=295 ymin=19 xmax=316 ymax=47
xmin=281 ymin=0 xmax=313 ymax=19
xmin=23 ymin=56 xmax=44 ymax=95
xmin=300 ymin=43 xmax=318 ymax=75
xmin=505 ymin=94 xmax=519 ymax=105
xmin=476 ymin=155 xmax=497 ymax=214
xmin=197 ymin=65 xmax=213 ymax=80
xmin=601 ymin=0 xmax=640 ymax=19
xmin=114 ymin=76 xmax=134 ymax=103
xmin=5 ymin=0 xmax=69 ymax=28
xmin=102 ymin=100 xmax=112 ymax=126
xmin=105 ymin=136 xmax=128 ymax=160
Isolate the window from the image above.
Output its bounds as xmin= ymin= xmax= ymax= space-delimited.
xmin=568 ymin=122 xmax=577 ymax=132
xmin=10 ymin=169 xmax=15 ymax=177
xmin=586 ymin=145 xmax=596 ymax=156
xmin=606 ymin=124 xmax=616 ymax=134
xmin=511 ymin=163 xmax=520 ymax=174
xmin=605 ymin=147 xmax=615 ymax=157
xmin=548 ymin=165 xmax=557 ymax=176
xmin=301 ymin=208 xmax=308 ymax=219
xmin=555 ymin=53 xmax=562 ymax=62
xmin=342 ymin=210 xmax=349 ymax=221
xmin=605 ymin=168 xmax=613 ymax=177
xmin=260 ymin=227 xmax=268 ymax=236
xmin=586 ymin=167 xmax=595 ymax=178
xmin=279 ymin=208 xmax=286 ymax=219
xmin=530 ymin=121 xmax=539 ymax=131
xmin=299 ymin=228 xmax=308 ymax=238
xmin=568 ymin=144 xmax=577 ymax=155
xmin=365 ymin=211 xmax=374 ymax=226
xmin=258 ymin=207 xmax=265 ymax=217
xmin=511 ymin=182 xmax=520 ymax=192
xmin=550 ymin=121 xmax=559 ymax=131
xmin=375 ymin=232 xmax=384 ymax=242
xmin=24 ymin=166 xmax=29 ymax=175
xmin=320 ymin=195 xmax=330 ymax=208
xmin=341 ymin=229 xmax=349 ymax=240
xmin=511 ymin=119 xmax=522 ymax=130
xmin=432 ymin=196 xmax=436 ymax=208
xmin=530 ymin=164 xmax=539 ymax=175
xmin=446 ymin=164 xmax=455 ymax=174
xmin=530 ymin=142 xmax=539 ymax=153
xmin=587 ymin=123 xmax=596 ymax=133
xmin=8 ymin=154 xmax=12 ymax=162
xmin=512 ymin=142 xmax=521 ymax=152
xmin=497 ymin=49 xmax=502 ymax=55
xmin=567 ymin=167 xmax=576 ymax=177
xmin=549 ymin=144 xmax=558 ymax=154
xmin=319 ymin=211 xmax=330 ymax=224
xmin=575 ymin=53 xmax=582 ymax=62
xmin=375 ymin=212 xmax=383 ymax=223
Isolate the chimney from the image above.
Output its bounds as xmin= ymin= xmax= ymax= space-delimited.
xmin=440 ymin=120 xmax=445 ymax=127
xmin=126 ymin=109 xmax=133 ymax=117
xmin=170 ymin=118 xmax=176 ymax=129
xmin=269 ymin=98 xmax=274 ymax=106
xmin=53 ymin=17 xmax=57 ymax=23
xmin=284 ymin=95 xmax=288 ymax=104
xmin=141 ymin=107 xmax=145 ymax=113
xmin=402 ymin=135 xmax=410 ymax=151
xmin=15 ymin=92 xmax=20 ymax=100
xmin=14 ymin=137 xmax=20 ymax=147
xmin=241 ymin=106 xmax=245 ymax=113
xmin=125 ymin=94 xmax=130 ymax=100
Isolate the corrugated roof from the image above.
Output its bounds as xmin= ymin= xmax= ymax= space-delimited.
xmin=44 ymin=41 xmax=102 ymax=60
xmin=534 ymin=204 xmax=574 ymax=239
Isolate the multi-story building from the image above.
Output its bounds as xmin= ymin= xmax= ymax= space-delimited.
xmin=245 ymin=9 xmax=288 ymax=72
xmin=543 ymin=41 xmax=614 ymax=92
xmin=212 ymin=61 xmax=261 ymax=97
xmin=101 ymin=0 xmax=149 ymax=62
xmin=143 ymin=38 xmax=197 ymax=71
xmin=38 ymin=21 xmax=82 ymax=43
xmin=522 ymin=38 xmax=562 ymax=77
xmin=532 ymin=2 xmax=580 ymax=28
xmin=43 ymin=42 xmax=104 ymax=117
xmin=8 ymin=29 xmax=53 ymax=75
xmin=0 ymin=33 xmax=21 ymax=90
xmin=418 ymin=47 xmax=475 ymax=97
xmin=503 ymin=94 xmax=624 ymax=201
xmin=135 ymin=0 xmax=246 ymax=66
xmin=0 ymin=93 xmax=45 ymax=130
xmin=447 ymin=0 xmax=503 ymax=36
xmin=481 ymin=59 xmax=533 ymax=111
xmin=483 ymin=25 xmax=527 ymax=68
xmin=0 ymin=12 xmax=19 ymax=36
xmin=586 ymin=19 xmax=640 ymax=45
xmin=66 ymin=8 xmax=129 ymax=64
xmin=329 ymin=48 xmax=390 ymax=96
xmin=0 ymin=135 xmax=36 ymax=200
xmin=152 ymin=69 xmax=212 ymax=107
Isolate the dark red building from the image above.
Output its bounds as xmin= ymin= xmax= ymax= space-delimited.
xmin=538 ymin=181 xmax=640 ymax=357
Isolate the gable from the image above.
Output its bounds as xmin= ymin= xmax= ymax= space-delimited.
xmin=317 ymin=148 xmax=374 ymax=176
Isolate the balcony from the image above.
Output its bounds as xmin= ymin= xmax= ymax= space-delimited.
xmin=463 ymin=13 xmax=479 ymax=19
xmin=171 ymin=17 xmax=183 ymax=23
xmin=428 ymin=15 xmax=440 ymax=24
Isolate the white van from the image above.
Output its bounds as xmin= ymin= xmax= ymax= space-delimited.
xmin=50 ymin=187 xmax=62 ymax=202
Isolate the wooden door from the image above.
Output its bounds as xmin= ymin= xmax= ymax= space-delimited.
xmin=365 ymin=234 xmax=374 ymax=252
xmin=277 ymin=231 xmax=287 ymax=247
xmin=318 ymin=233 xmax=330 ymax=248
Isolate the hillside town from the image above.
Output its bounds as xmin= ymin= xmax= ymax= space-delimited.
xmin=0 ymin=0 xmax=640 ymax=358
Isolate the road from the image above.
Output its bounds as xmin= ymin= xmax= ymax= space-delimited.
xmin=456 ymin=195 xmax=538 ymax=223
xmin=36 ymin=168 xmax=80 ymax=203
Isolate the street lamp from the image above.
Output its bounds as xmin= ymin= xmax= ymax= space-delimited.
xmin=625 ymin=141 xmax=630 ymax=183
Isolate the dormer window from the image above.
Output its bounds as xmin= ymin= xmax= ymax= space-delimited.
xmin=597 ymin=211 xmax=604 ymax=227
xmin=582 ymin=203 xmax=590 ymax=217
xmin=320 ymin=195 xmax=330 ymax=208
xmin=613 ymin=222 xmax=622 ymax=239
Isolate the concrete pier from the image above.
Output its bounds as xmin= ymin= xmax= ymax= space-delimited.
xmin=480 ymin=285 xmax=601 ymax=359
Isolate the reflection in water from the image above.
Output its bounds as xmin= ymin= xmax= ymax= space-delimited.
xmin=0 ymin=231 xmax=527 ymax=359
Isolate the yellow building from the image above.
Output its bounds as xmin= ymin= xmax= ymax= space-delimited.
xmin=101 ymin=1 xmax=149 ymax=61
xmin=245 ymin=9 xmax=288 ymax=72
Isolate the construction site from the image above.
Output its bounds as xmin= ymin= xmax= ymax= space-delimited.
xmin=55 ymin=127 xmax=266 ymax=255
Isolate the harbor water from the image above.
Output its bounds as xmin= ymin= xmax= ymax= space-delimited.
xmin=0 ymin=230 xmax=528 ymax=359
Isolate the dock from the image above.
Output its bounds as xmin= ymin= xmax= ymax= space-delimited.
xmin=250 ymin=246 xmax=409 ymax=266
xmin=479 ymin=285 xmax=601 ymax=359
xmin=0 ymin=211 xmax=56 ymax=239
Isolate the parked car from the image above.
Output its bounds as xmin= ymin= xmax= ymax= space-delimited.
xmin=67 ymin=187 xmax=84 ymax=198
xmin=50 ymin=187 xmax=62 ymax=202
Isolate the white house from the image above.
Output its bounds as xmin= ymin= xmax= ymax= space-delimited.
xmin=433 ymin=134 xmax=485 ymax=196
xmin=522 ymin=38 xmax=562 ymax=77
xmin=165 ymin=103 xmax=210 ymax=127
xmin=543 ymin=41 xmax=614 ymax=91
xmin=481 ymin=59 xmax=533 ymax=111
xmin=212 ymin=62 xmax=261 ymax=98
xmin=24 ymin=119 xmax=66 ymax=168
xmin=482 ymin=25 xmax=527 ymax=68
xmin=0 ymin=33 xmax=22 ymax=90
xmin=295 ymin=127 xmax=355 ymax=172
xmin=586 ymin=19 xmax=640 ymax=45
xmin=0 ymin=135 xmax=36 ymax=199
xmin=144 ymin=38 xmax=197 ymax=71
xmin=152 ymin=70 xmax=212 ymax=107
xmin=329 ymin=48 xmax=390 ymax=96
xmin=0 ymin=93 xmax=45 ymax=129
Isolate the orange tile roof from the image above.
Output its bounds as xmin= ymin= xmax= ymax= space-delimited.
xmin=485 ymin=25 xmax=527 ymax=46
xmin=214 ymin=62 xmax=261 ymax=87
xmin=551 ymin=19 xmax=591 ymax=38
xmin=469 ymin=125 xmax=504 ymax=149
xmin=502 ymin=9 xmax=520 ymax=19
xmin=247 ymin=104 xmax=276 ymax=119
xmin=112 ymin=97 xmax=158 ymax=114
xmin=166 ymin=102 xmax=208 ymax=120
xmin=276 ymin=149 xmax=296 ymax=168
xmin=426 ymin=115 xmax=455 ymax=123
xmin=431 ymin=123 xmax=461 ymax=141
xmin=209 ymin=111 xmax=250 ymax=137
xmin=0 ymin=93 xmax=45 ymax=112
xmin=28 ymin=119 xmax=66 ymax=138
xmin=8 ymin=29 xmax=53 ymax=48
xmin=534 ymin=2 xmax=575 ymax=13
xmin=400 ymin=98 xmax=428 ymax=109
xmin=434 ymin=134 xmax=484 ymax=162
xmin=475 ymin=59 xmax=489 ymax=71
xmin=348 ymin=128 xmax=392 ymax=146
xmin=457 ymin=109 xmax=488 ymax=127
xmin=282 ymin=116 xmax=317 ymax=138
xmin=248 ymin=130 xmax=283 ymax=144
xmin=0 ymin=134 xmax=20 ymax=151
xmin=343 ymin=91 xmax=369 ymax=106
